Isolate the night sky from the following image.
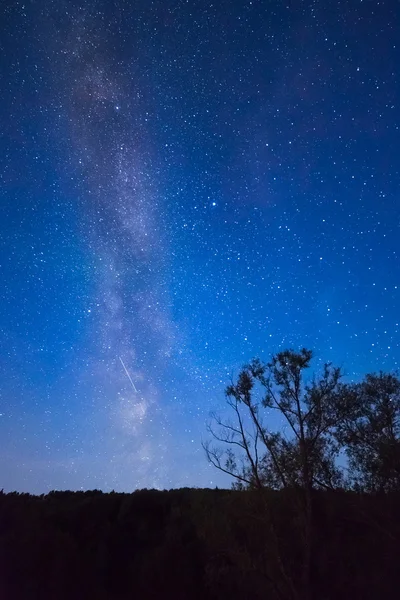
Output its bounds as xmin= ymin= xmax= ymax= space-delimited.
xmin=1 ymin=0 xmax=399 ymax=493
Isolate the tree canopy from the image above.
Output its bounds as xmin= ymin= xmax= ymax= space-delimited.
xmin=204 ymin=348 xmax=400 ymax=495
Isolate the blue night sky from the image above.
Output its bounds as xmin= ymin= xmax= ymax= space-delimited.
xmin=0 ymin=0 xmax=399 ymax=493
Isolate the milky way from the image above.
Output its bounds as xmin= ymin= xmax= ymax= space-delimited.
xmin=0 ymin=0 xmax=399 ymax=492
xmin=54 ymin=7 xmax=182 ymax=488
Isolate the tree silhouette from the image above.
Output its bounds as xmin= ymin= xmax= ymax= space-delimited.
xmin=203 ymin=349 xmax=343 ymax=492
xmin=334 ymin=372 xmax=400 ymax=492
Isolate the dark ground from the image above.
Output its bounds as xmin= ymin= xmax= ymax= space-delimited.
xmin=1 ymin=487 xmax=399 ymax=599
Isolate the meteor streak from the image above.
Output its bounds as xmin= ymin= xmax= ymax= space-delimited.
xmin=119 ymin=356 xmax=138 ymax=393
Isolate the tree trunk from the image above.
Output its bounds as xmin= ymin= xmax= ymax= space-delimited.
xmin=299 ymin=440 xmax=313 ymax=600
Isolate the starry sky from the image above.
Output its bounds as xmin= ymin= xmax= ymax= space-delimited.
xmin=0 ymin=0 xmax=399 ymax=493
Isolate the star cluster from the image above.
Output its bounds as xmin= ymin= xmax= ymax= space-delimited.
xmin=0 ymin=0 xmax=399 ymax=492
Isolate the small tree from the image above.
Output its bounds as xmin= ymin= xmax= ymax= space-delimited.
xmin=203 ymin=348 xmax=343 ymax=599
xmin=334 ymin=372 xmax=400 ymax=493
xmin=204 ymin=349 xmax=343 ymax=491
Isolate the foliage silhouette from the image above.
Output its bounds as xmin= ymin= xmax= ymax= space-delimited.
xmin=334 ymin=372 xmax=400 ymax=492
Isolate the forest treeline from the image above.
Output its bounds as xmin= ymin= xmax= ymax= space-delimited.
xmin=1 ymin=348 xmax=400 ymax=599
xmin=0 ymin=487 xmax=399 ymax=599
